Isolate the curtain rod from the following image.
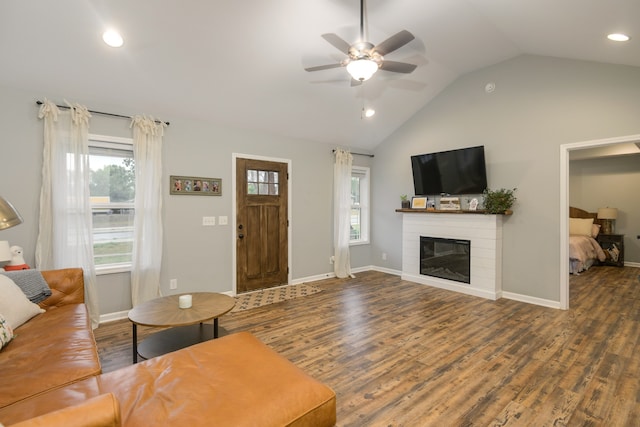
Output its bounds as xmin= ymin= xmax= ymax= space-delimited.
xmin=332 ymin=149 xmax=374 ymax=158
xmin=35 ymin=100 xmax=170 ymax=126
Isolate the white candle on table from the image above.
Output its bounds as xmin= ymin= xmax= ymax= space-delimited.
xmin=179 ymin=294 xmax=192 ymax=309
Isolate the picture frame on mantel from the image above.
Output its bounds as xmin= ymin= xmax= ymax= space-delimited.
xmin=170 ymin=175 xmax=222 ymax=196
xmin=411 ymin=196 xmax=427 ymax=209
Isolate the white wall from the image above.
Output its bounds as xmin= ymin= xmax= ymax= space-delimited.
xmin=570 ymin=154 xmax=640 ymax=263
xmin=372 ymin=55 xmax=640 ymax=303
xmin=0 ymin=84 xmax=372 ymax=315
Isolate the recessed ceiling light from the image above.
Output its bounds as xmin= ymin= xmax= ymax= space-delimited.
xmin=102 ymin=29 xmax=124 ymax=48
xmin=607 ymin=33 xmax=630 ymax=42
xmin=364 ymin=108 xmax=375 ymax=118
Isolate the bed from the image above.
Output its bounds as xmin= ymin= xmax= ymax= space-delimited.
xmin=569 ymin=206 xmax=606 ymax=274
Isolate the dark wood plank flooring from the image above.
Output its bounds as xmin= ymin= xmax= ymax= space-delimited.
xmin=94 ymin=267 xmax=640 ymax=426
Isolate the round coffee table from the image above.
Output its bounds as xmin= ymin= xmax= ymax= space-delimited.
xmin=128 ymin=292 xmax=235 ymax=363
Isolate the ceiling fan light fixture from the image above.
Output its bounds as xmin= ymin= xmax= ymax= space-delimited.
xmin=347 ymin=59 xmax=379 ymax=81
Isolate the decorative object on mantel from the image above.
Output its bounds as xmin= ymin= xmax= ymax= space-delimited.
xmin=482 ymin=188 xmax=517 ymax=214
xmin=170 ymin=175 xmax=221 ymax=196
xmin=597 ymin=207 xmax=618 ymax=234
xmin=411 ymin=196 xmax=427 ymax=209
xmin=400 ymin=195 xmax=410 ymax=209
xmin=440 ymin=197 xmax=461 ymax=211
xmin=469 ymin=198 xmax=479 ymax=211
xmin=426 ymin=197 xmax=436 ymax=210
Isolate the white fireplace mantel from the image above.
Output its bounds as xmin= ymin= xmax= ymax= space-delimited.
xmin=400 ymin=211 xmax=503 ymax=300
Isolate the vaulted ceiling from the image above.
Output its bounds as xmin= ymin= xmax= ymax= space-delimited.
xmin=1 ymin=1 xmax=638 ymax=150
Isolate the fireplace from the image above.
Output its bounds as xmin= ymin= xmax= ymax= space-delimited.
xmin=401 ymin=212 xmax=502 ymax=300
xmin=420 ymin=236 xmax=470 ymax=284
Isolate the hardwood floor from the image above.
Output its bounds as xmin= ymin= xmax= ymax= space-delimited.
xmin=94 ymin=267 xmax=640 ymax=426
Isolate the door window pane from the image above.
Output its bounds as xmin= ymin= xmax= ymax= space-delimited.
xmin=247 ymin=169 xmax=279 ymax=195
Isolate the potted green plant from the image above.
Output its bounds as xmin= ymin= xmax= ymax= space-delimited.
xmin=400 ymin=195 xmax=411 ymax=209
xmin=482 ymin=188 xmax=517 ymax=214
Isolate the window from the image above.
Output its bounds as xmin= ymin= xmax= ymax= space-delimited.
xmin=247 ymin=169 xmax=279 ymax=195
xmin=350 ymin=166 xmax=370 ymax=245
xmin=88 ymin=135 xmax=135 ymax=273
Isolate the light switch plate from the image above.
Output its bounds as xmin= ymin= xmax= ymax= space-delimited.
xmin=218 ymin=216 xmax=228 ymax=225
xmin=202 ymin=216 xmax=216 ymax=226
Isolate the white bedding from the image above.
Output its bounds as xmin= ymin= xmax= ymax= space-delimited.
xmin=569 ymin=234 xmax=606 ymax=274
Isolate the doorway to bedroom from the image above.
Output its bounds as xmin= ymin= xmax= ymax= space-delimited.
xmin=561 ymin=133 xmax=640 ymax=309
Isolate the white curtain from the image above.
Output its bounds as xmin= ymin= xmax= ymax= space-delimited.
xmin=130 ymin=116 xmax=165 ymax=306
xmin=333 ymin=148 xmax=354 ymax=278
xmin=36 ymin=100 xmax=100 ymax=329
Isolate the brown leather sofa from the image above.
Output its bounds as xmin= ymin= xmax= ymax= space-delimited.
xmin=0 ymin=268 xmax=101 ymax=410
xmin=0 ymin=270 xmax=336 ymax=427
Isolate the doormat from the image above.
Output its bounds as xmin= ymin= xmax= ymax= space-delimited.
xmin=231 ymin=283 xmax=322 ymax=313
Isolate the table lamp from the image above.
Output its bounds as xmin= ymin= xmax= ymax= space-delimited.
xmin=597 ymin=207 xmax=618 ymax=235
xmin=0 ymin=196 xmax=23 ymax=230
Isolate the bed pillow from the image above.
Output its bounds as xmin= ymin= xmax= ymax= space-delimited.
xmin=0 ymin=275 xmax=45 ymax=329
xmin=591 ymin=223 xmax=601 ymax=238
xmin=0 ymin=314 xmax=14 ymax=351
xmin=0 ymin=270 xmax=52 ymax=303
xmin=569 ymin=217 xmax=594 ymax=236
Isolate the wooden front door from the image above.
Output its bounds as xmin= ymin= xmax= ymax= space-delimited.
xmin=236 ymin=158 xmax=289 ymax=293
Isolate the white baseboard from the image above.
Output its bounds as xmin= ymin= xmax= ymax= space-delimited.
xmin=624 ymin=261 xmax=640 ymax=268
xmin=99 ymin=310 xmax=129 ymax=324
xmin=292 ymin=272 xmax=336 ymax=285
xmin=501 ymin=292 xmax=561 ymax=309
xmin=368 ymin=265 xmax=402 ymax=276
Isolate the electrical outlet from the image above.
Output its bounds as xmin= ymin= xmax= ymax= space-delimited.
xmin=170 ymin=279 xmax=177 ymax=289
xmin=382 ymin=252 xmax=387 ymax=261
xmin=329 ymin=256 xmax=335 ymax=264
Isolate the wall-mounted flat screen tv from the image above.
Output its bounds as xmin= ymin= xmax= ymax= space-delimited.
xmin=411 ymin=145 xmax=487 ymax=196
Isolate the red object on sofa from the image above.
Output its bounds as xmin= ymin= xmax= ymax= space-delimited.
xmin=3 ymin=264 xmax=30 ymax=271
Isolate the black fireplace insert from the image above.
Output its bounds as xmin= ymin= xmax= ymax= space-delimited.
xmin=420 ymin=236 xmax=470 ymax=284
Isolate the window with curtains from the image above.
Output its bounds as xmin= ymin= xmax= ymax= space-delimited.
xmin=88 ymin=134 xmax=135 ymax=273
xmin=350 ymin=166 xmax=370 ymax=245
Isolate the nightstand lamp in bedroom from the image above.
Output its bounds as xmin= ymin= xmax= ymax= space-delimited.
xmin=597 ymin=207 xmax=618 ymax=235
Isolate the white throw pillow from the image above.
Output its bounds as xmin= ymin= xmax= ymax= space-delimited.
xmin=0 ymin=275 xmax=44 ymax=329
xmin=569 ymin=217 xmax=594 ymax=236
xmin=0 ymin=314 xmax=14 ymax=350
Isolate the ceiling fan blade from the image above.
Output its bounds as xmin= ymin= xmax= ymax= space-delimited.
xmin=304 ymin=63 xmax=344 ymax=72
xmin=379 ymin=60 xmax=417 ymax=74
xmin=321 ymin=33 xmax=351 ymax=54
xmin=372 ymin=30 xmax=415 ymax=56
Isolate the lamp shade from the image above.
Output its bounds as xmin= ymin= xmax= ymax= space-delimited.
xmin=0 ymin=197 xmax=23 ymax=230
xmin=0 ymin=241 xmax=10 ymax=262
xmin=597 ymin=207 xmax=618 ymax=220
xmin=346 ymin=59 xmax=379 ymax=81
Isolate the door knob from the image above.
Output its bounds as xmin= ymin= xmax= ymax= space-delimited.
xmin=238 ymin=233 xmax=244 ymax=239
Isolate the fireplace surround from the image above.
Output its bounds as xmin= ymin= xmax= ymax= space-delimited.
xmin=400 ymin=211 xmax=503 ymax=300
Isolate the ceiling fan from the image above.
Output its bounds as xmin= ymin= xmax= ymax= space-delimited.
xmin=305 ymin=0 xmax=417 ymax=84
